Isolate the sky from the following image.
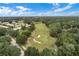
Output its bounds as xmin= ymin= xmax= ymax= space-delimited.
xmin=0 ymin=3 xmax=79 ymax=16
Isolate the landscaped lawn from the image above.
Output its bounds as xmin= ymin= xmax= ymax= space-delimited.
xmin=24 ymin=22 xmax=56 ymax=51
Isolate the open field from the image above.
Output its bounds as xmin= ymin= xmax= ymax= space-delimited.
xmin=24 ymin=22 xmax=56 ymax=51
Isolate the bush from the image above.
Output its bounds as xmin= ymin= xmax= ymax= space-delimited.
xmin=41 ymin=48 xmax=52 ymax=56
xmin=0 ymin=28 xmax=7 ymax=36
xmin=0 ymin=36 xmax=11 ymax=45
xmin=8 ymin=30 xmax=19 ymax=37
xmin=16 ymin=35 xmax=27 ymax=45
xmin=49 ymin=23 xmax=62 ymax=37
xmin=0 ymin=45 xmax=21 ymax=56
xmin=24 ymin=47 xmax=39 ymax=56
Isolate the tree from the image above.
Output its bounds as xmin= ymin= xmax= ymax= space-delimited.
xmin=41 ymin=48 xmax=52 ymax=56
xmin=0 ymin=36 xmax=11 ymax=45
xmin=21 ymin=25 xmax=27 ymax=30
xmin=74 ymin=33 xmax=79 ymax=44
xmin=7 ymin=29 xmax=19 ymax=37
xmin=68 ymin=28 xmax=78 ymax=34
xmin=58 ymin=44 xmax=75 ymax=56
xmin=0 ymin=44 xmax=21 ymax=56
xmin=19 ymin=29 xmax=31 ymax=37
xmin=0 ymin=28 xmax=7 ymax=36
xmin=49 ymin=23 xmax=62 ymax=37
xmin=16 ymin=35 xmax=27 ymax=45
xmin=4 ymin=45 xmax=21 ymax=56
xmin=63 ymin=24 xmax=71 ymax=29
xmin=56 ymin=32 xmax=76 ymax=47
xmin=52 ymin=48 xmax=58 ymax=56
xmin=24 ymin=47 xmax=39 ymax=56
xmin=29 ymin=23 xmax=35 ymax=31
xmin=74 ymin=44 xmax=79 ymax=55
xmin=0 ymin=36 xmax=20 ymax=56
xmin=16 ymin=26 xmax=32 ymax=45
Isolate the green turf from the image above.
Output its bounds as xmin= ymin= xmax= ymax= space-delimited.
xmin=25 ymin=22 xmax=56 ymax=51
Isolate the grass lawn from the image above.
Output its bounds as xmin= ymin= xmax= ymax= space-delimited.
xmin=24 ymin=22 xmax=56 ymax=51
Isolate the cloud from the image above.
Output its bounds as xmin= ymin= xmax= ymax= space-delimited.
xmin=66 ymin=11 xmax=79 ymax=16
xmin=39 ymin=3 xmax=76 ymax=16
xmin=0 ymin=6 xmax=34 ymax=16
xmin=0 ymin=6 xmax=12 ymax=16
xmin=0 ymin=3 xmax=77 ymax=16
xmin=16 ymin=6 xmax=31 ymax=11
xmin=52 ymin=3 xmax=60 ymax=9
xmin=53 ymin=4 xmax=72 ymax=12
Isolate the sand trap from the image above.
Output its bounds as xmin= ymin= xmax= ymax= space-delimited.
xmin=33 ymin=35 xmax=41 ymax=44
xmin=37 ymin=35 xmax=40 ymax=38
xmin=33 ymin=38 xmax=41 ymax=44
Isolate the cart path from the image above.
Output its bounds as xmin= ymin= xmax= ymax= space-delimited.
xmin=10 ymin=36 xmax=24 ymax=56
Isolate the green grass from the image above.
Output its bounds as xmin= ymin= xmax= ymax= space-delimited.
xmin=25 ymin=22 xmax=56 ymax=51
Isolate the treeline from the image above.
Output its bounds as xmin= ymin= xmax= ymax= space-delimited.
xmin=24 ymin=47 xmax=56 ymax=56
xmin=0 ymin=16 xmax=79 ymax=22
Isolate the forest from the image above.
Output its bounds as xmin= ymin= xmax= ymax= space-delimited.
xmin=0 ymin=16 xmax=79 ymax=56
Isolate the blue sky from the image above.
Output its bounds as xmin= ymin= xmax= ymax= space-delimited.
xmin=0 ymin=3 xmax=79 ymax=16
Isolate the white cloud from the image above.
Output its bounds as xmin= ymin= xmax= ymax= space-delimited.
xmin=52 ymin=3 xmax=76 ymax=13
xmin=66 ymin=11 xmax=79 ymax=16
xmin=0 ymin=6 xmax=34 ymax=16
xmin=36 ymin=3 xmax=76 ymax=16
xmin=0 ymin=6 xmax=12 ymax=16
xmin=16 ymin=6 xmax=31 ymax=11
xmin=52 ymin=3 xmax=60 ymax=9
xmin=53 ymin=4 xmax=72 ymax=12
xmin=0 ymin=3 xmax=77 ymax=16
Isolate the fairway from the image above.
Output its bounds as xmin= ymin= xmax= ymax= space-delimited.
xmin=24 ymin=22 xmax=56 ymax=51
